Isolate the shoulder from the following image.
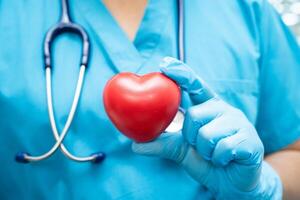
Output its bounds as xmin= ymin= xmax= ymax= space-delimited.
xmin=187 ymin=0 xmax=274 ymax=36
xmin=187 ymin=0 xmax=273 ymax=23
xmin=0 ymin=1 xmax=60 ymax=21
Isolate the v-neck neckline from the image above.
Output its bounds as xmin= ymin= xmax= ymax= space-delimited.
xmin=74 ymin=0 xmax=170 ymax=74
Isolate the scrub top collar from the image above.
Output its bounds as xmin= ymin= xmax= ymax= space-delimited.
xmin=74 ymin=0 xmax=170 ymax=74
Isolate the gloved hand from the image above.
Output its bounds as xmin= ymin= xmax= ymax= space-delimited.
xmin=132 ymin=57 xmax=282 ymax=200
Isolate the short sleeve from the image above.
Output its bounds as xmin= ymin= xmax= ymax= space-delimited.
xmin=255 ymin=1 xmax=300 ymax=154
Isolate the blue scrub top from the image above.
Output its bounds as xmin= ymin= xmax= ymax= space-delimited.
xmin=0 ymin=0 xmax=300 ymax=199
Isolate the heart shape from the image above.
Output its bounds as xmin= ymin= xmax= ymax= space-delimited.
xmin=103 ymin=72 xmax=181 ymax=142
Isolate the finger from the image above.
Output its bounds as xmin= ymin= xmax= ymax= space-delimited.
xmin=131 ymin=132 xmax=188 ymax=163
xmin=160 ymin=57 xmax=216 ymax=104
xmin=180 ymin=147 xmax=212 ymax=184
xmin=196 ymin=113 xmax=239 ymax=160
xmin=211 ymin=130 xmax=264 ymax=166
xmin=182 ymin=98 xmax=227 ymax=145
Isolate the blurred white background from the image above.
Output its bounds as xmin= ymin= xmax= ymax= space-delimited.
xmin=270 ymin=0 xmax=300 ymax=41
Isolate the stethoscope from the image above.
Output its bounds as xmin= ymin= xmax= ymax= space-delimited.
xmin=15 ymin=0 xmax=185 ymax=164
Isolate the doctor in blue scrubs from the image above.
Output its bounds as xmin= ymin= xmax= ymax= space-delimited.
xmin=1 ymin=0 xmax=300 ymax=199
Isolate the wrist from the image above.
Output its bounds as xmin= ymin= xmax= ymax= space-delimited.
xmin=216 ymin=161 xmax=282 ymax=200
xmin=254 ymin=161 xmax=283 ymax=200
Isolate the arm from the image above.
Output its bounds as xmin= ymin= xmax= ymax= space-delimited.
xmin=266 ymin=140 xmax=300 ymax=200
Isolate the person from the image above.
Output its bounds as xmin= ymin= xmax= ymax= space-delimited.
xmin=0 ymin=0 xmax=299 ymax=199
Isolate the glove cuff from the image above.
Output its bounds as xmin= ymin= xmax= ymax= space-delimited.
xmin=217 ymin=161 xmax=282 ymax=200
xmin=255 ymin=161 xmax=283 ymax=200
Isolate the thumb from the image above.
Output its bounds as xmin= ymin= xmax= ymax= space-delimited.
xmin=160 ymin=57 xmax=216 ymax=105
xmin=132 ymin=132 xmax=188 ymax=163
xmin=132 ymin=132 xmax=212 ymax=185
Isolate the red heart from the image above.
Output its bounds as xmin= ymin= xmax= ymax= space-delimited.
xmin=103 ymin=72 xmax=181 ymax=142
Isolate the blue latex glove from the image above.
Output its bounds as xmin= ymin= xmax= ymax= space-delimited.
xmin=132 ymin=57 xmax=282 ymax=200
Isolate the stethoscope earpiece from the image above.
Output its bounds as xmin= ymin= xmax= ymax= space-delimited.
xmin=91 ymin=152 xmax=106 ymax=164
xmin=15 ymin=152 xmax=30 ymax=164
